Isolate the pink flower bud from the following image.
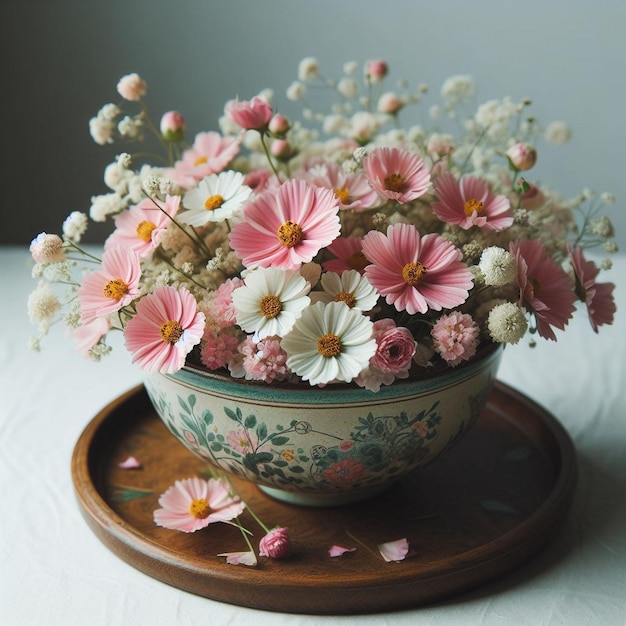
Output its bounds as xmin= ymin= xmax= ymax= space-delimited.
xmin=160 ymin=111 xmax=185 ymax=142
xmin=268 ymin=113 xmax=290 ymax=136
xmin=226 ymin=96 xmax=273 ymax=131
xmin=270 ymin=138 xmax=294 ymax=161
xmin=377 ymin=92 xmax=404 ymax=114
xmin=366 ymin=59 xmax=388 ymax=81
xmin=506 ymin=142 xmax=537 ymax=171
xmin=259 ymin=527 xmax=291 ymax=558
xmin=116 ymin=73 xmax=147 ymax=101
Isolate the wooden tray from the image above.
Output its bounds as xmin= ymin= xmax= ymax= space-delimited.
xmin=71 ymin=381 xmax=577 ymax=615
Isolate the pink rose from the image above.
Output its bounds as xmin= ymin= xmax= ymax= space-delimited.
xmin=371 ymin=319 xmax=416 ymax=375
xmin=506 ymin=142 xmax=537 ymax=171
xmin=259 ymin=527 xmax=291 ymax=558
xmin=226 ymin=96 xmax=273 ymax=131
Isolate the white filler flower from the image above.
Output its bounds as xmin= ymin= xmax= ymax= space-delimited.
xmin=487 ymin=302 xmax=528 ymax=344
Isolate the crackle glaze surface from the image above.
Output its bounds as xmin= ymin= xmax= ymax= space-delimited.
xmin=145 ymin=346 xmax=502 ymax=506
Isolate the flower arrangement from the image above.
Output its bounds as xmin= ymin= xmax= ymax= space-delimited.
xmin=28 ymin=57 xmax=618 ymax=391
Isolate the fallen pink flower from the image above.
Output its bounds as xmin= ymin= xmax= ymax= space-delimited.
xmin=259 ymin=526 xmax=291 ymax=558
xmin=377 ymin=538 xmax=411 ymax=562
xmin=328 ymin=544 xmax=357 ymax=557
xmin=118 ymin=456 xmax=142 ymax=469
xmin=218 ymin=551 xmax=258 ymax=567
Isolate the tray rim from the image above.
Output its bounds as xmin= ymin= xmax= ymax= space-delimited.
xmin=71 ymin=380 xmax=578 ymax=613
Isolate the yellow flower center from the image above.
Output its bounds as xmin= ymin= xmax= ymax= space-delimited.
xmin=204 ymin=194 xmax=225 ymax=211
xmin=334 ymin=187 xmax=350 ymax=204
xmin=277 ymin=220 xmax=303 ymax=247
xmin=160 ymin=319 xmax=184 ymax=344
xmin=103 ymin=278 xmax=130 ymax=301
xmin=259 ymin=294 xmax=283 ymax=319
xmin=464 ymin=198 xmax=484 ymax=216
xmin=335 ymin=291 xmax=356 ymax=308
xmin=348 ymin=251 xmax=369 ymax=272
xmin=383 ymin=173 xmax=406 ymax=193
xmin=194 ymin=156 xmax=208 ymax=166
xmin=189 ymin=498 xmax=211 ymax=519
xmin=402 ymin=261 xmax=426 ymax=286
xmin=317 ymin=333 xmax=342 ymax=358
xmin=136 ymin=220 xmax=157 ymax=243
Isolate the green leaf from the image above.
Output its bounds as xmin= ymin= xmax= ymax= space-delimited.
xmin=177 ymin=396 xmax=191 ymax=414
xmin=290 ymin=465 xmax=305 ymax=474
xmin=224 ymin=406 xmax=240 ymax=422
xmin=202 ymin=410 xmax=214 ymax=425
xmin=257 ymin=423 xmax=268 ymax=441
xmin=270 ymin=435 xmax=289 ymax=446
xmin=254 ymin=452 xmax=274 ymax=464
xmin=244 ymin=414 xmax=257 ymax=429
xmin=188 ymin=394 xmax=197 ymax=408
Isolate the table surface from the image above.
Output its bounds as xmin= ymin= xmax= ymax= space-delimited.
xmin=2 ymin=246 xmax=625 ymax=626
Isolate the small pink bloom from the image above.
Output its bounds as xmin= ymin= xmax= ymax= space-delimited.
xmin=124 ymin=286 xmax=205 ymax=373
xmin=371 ymin=318 xmax=416 ymax=375
xmin=432 ymin=172 xmax=513 ymax=232
xmin=30 ymin=233 xmax=65 ymax=264
xmin=268 ymin=113 xmax=291 ymax=135
xmin=270 ymin=138 xmax=294 ymax=160
xmin=154 ymin=476 xmax=245 ymax=533
xmin=329 ymin=545 xmax=357 ymax=557
xmin=363 ymin=147 xmax=431 ymax=204
xmin=218 ymin=551 xmax=258 ymax=566
xmin=226 ymin=427 xmax=258 ymax=455
xmin=118 ymin=456 xmax=142 ymax=469
xmin=200 ymin=330 xmax=240 ymax=370
xmin=230 ymin=179 xmax=341 ymax=270
xmin=338 ymin=440 xmax=354 ymax=452
xmin=168 ymin=131 xmax=239 ymax=188
xmin=235 ymin=336 xmax=290 ymax=383
xmin=378 ymin=538 xmax=411 ymax=562
xmin=568 ymin=244 xmax=616 ymax=332
xmin=306 ymin=161 xmax=379 ymax=211
xmin=377 ymin=92 xmax=403 ymax=114
xmin=511 ymin=239 xmax=577 ymax=341
xmin=226 ymin=96 xmax=273 ymax=131
xmin=366 ymin=59 xmax=388 ymax=81
xmin=160 ymin=111 xmax=185 ymax=141
xmin=506 ymin=142 xmax=537 ymax=170
xmin=431 ymin=312 xmax=480 ymax=366
xmin=116 ymin=73 xmax=147 ymax=101
xmin=243 ymin=168 xmax=273 ymax=193
xmin=259 ymin=527 xmax=291 ymax=558
xmin=105 ymin=195 xmax=180 ymax=258
xmin=78 ymin=246 xmax=142 ymax=324
xmin=323 ymin=236 xmax=369 ymax=274
xmin=362 ymin=223 xmax=473 ymax=315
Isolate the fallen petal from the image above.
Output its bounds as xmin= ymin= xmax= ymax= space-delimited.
xmin=377 ymin=538 xmax=410 ymax=562
xmin=217 ymin=551 xmax=258 ymax=566
xmin=118 ymin=456 xmax=142 ymax=469
xmin=329 ymin=544 xmax=357 ymax=557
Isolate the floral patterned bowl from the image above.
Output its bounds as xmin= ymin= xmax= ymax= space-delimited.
xmin=144 ymin=344 xmax=502 ymax=507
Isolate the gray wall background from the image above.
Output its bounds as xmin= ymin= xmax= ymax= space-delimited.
xmin=2 ymin=0 xmax=625 ymax=251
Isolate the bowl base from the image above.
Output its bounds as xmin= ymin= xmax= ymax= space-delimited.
xmin=258 ymin=483 xmax=388 ymax=507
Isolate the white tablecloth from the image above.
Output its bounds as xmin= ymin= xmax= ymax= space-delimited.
xmin=2 ymin=246 xmax=625 ymax=626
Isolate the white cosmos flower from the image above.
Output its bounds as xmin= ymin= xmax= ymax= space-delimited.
xmin=179 ymin=170 xmax=252 ymax=226
xmin=313 ymin=269 xmax=379 ymax=312
xmin=232 ymin=267 xmax=311 ymax=339
xmin=281 ymin=301 xmax=376 ymax=386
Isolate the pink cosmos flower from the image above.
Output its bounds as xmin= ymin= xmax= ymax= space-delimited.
xmin=78 ymin=246 xmax=141 ymax=324
xmin=370 ymin=318 xmax=416 ymax=375
xmin=153 ymin=477 xmax=245 ymax=533
xmin=329 ymin=544 xmax=357 ymax=557
xmin=124 ymin=286 xmax=206 ymax=373
xmin=431 ymin=312 xmax=480 ymax=366
xmin=510 ymin=239 xmax=577 ymax=341
xmin=363 ymin=146 xmax=431 ymax=203
xmin=378 ymin=538 xmax=411 ymax=562
xmin=362 ymin=223 xmax=473 ymax=315
xmin=306 ymin=161 xmax=379 ymax=211
xmin=167 ymin=131 xmax=239 ymax=188
xmin=568 ymin=244 xmax=616 ymax=332
xmin=230 ymin=179 xmax=341 ymax=270
xmin=105 ymin=195 xmax=180 ymax=257
xmin=432 ymin=172 xmax=513 ymax=231
xmin=226 ymin=96 xmax=273 ymax=131
xmin=322 ymin=236 xmax=369 ymax=274
xmin=259 ymin=527 xmax=291 ymax=558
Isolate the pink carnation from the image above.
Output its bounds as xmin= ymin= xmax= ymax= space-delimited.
xmin=431 ymin=312 xmax=480 ymax=367
xmin=511 ymin=239 xmax=577 ymax=341
xmin=363 ymin=146 xmax=431 ymax=203
xmin=371 ymin=319 xmax=416 ymax=375
xmin=226 ymin=96 xmax=273 ymax=131
xmin=568 ymin=244 xmax=616 ymax=332
xmin=210 ymin=277 xmax=245 ymax=327
xmin=259 ymin=527 xmax=291 ymax=559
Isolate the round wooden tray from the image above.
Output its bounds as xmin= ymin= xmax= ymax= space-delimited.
xmin=71 ymin=381 xmax=577 ymax=615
